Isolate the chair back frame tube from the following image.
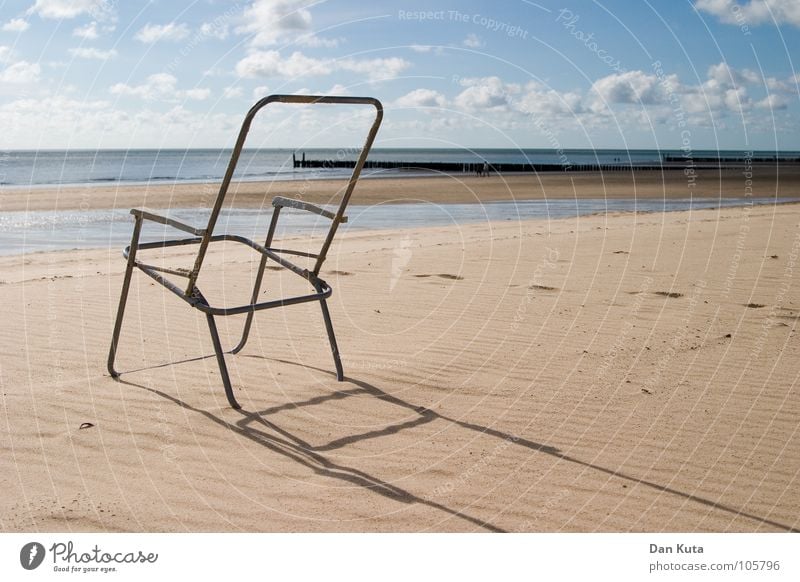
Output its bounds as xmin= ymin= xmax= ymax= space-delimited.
xmin=185 ymin=95 xmax=383 ymax=294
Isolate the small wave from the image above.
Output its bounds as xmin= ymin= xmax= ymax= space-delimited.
xmin=239 ymin=170 xmax=280 ymax=178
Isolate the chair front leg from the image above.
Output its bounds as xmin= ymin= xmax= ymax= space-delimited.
xmin=206 ymin=313 xmax=242 ymax=409
xmin=315 ymin=281 xmax=344 ymax=381
xmin=107 ymin=216 xmax=144 ymax=378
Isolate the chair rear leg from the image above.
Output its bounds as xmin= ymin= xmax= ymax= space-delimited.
xmin=107 ymin=220 xmax=143 ymax=379
xmin=206 ymin=313 xmax=242 ymax=409
xmin=318 ymin=294 xmax=344 ymax=381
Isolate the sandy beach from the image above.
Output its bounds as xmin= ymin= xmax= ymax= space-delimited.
xmin=1 ymin=173 xmax=799 ymax=532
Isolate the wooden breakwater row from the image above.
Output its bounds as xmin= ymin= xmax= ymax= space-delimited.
xmin=292 ymin=158 xmax=673 ymax=173
xmin=291 ymin=157 xmax=793 ymax=174
xmin=663 ymin=155 xmax=800 ymax=163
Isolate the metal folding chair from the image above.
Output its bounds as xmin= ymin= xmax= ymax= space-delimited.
xmin=107 ymin=95 xmax=383 ymax=409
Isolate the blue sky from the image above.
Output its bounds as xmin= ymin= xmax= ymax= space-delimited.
xmin=0 ymin=0 xmax=798 ymax=150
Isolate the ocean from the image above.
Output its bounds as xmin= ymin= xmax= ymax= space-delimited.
xmin=1 ymin=197 xmax=791 ymax=256
xmin=1 ymin=148 xmax=797 ymax=256
xmin=2 ymin=148 xmax=798 ymax=188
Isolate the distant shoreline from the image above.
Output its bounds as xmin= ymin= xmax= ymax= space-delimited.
xmin=2 ymin=147 xmax=799 ymax=190
xmin=2 ymin=165 xmax=799 ymax=213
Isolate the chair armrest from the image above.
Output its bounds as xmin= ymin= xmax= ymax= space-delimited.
xmin=130 ymin=207 xmax=206 ymax=236
xmin=272 ymin=196 xmax=347 ymax=223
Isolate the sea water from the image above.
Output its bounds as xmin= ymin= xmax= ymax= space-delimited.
xmin=2 ymin=148 xmax=797 ymax=188
xmin=1 ymin=147 xmax=797 ymax=255
xmin=1 ymin=197 xmax=793 ymax=256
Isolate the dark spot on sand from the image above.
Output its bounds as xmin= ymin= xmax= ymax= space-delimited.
xmin=654 ymin=291 xmax=683 ymax=298
xmin=529 ymin=284 xmax=557 ymax=291
xmin=641 ymin=388 xmax=652 ymax=395
xmin=266 ymin=265 xmax=282 ymax=271
xmin=79 ymin=422 xmax=94 ymax=430
xmin=745 ymin=303 xmax=765 ymax=309
xmin=415 ymin=274 xmax=464 ymax=280
xmin=769 ymin=255 xmax=779 ymax=259
xmin=612 ymin=250 xmax=629 ymax=254
xmin=724 ymin=333 xmax=732 ymax=338
xmin=330 ymin=270 xmax=353 ymax=276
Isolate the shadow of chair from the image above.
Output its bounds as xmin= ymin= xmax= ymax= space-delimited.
xmin=118 ymin=355 xmax=798 ymax=532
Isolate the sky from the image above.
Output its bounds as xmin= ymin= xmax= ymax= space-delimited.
xmin=0 ymin=0 xmax=798 ymax=150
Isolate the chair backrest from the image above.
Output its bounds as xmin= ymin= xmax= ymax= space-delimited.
xmin=186 ymin=95 xmax=383 ymax=293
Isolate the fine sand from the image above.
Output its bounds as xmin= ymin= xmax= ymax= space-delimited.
xmin=1 ymin=174 xmax=799 ymax=532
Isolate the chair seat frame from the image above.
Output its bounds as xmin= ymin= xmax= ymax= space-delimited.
xmin=107 ymin=95 xmax=383 ymax=409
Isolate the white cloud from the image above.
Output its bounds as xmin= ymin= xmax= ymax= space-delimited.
xmin=327 ymin=83 xmax=350 ymax=95
xmin=337 ymin=56 xmax=410 ymax=81
xmin=200 ymin=22 xmax=229 ymax=40
xmin=185 ymin=88 xmax=211 ymax=100
xmin=517 ymin=82 xmax=584 ymax=117
xmin=69 ymin=47 xmax=117 ymax=60
xmin=110 ymin=73 xmax=209 ymax=101
xmin=223 ymin=86 xmax=243 ymax=99
xmin=0 ymin=96 xmax=111 ymax=146
xmin=454 ymin=77 xmax=517 ymax=110
xmin=236 ymin=50 xmax=410 ymax=81
xmin=73 ymin=21 xmax=99 ymax=39
xmin=695 ymin=0 xmax=800 ymax=27
xmin=296 ymin=33 xmax=341 ymax=48
xmin=2 ymin=18 xmax=30 ymax=32
xmin=408 ymin=45 xmax=445 ymax=56
xmin=0 ymin=97 xmax=242 ymax=148
xmin=252 ymin=85 xmax=270 ymax=99
xmin=0 ymin=60 xmax=40 ymax=83
xmin=591 ymin=70 xmax=666 ymax=105
xmin=0 ymin=46 xmax=11 ymax=63
xmin=134 ymin=23 xmax=190 ymax=43
xmin=756 ymin=93 xmax=790 ymax=109
xmin=28 ymin=0 xmax=112 ymax=20
xmin=236 ymin=0 xmax=314 ymax=47
xmin=707 ymin=62 xmax=760 ymax=87
xmin=765 ymin=76 xmax=793 ymax=92
xmin=394 ymin=88 xmax=446 ymax=108
xmin=463 ymin=33 xmax=484 ymax=48
xmin=444 ymin=62 xmax=794 ymax=134
xmin=236 ymin=50 xmax=326 ymax=78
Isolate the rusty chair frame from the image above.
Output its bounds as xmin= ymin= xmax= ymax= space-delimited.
xmin=107 ymin=95 xmax=384 ymax=409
